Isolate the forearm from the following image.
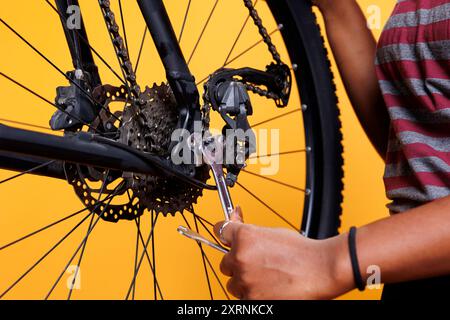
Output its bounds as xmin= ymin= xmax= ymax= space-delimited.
xmin=317 ymin=0 xmax=390 ymax=158
xmin=334 ymin=196 xmax=450 ymax=291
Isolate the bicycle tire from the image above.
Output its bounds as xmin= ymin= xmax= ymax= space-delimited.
xmin=267 ymin=0 xmax=344 ymax=239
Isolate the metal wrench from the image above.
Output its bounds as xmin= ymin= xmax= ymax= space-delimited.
xmin=177 ymin=135 xmax=235 ymax=253
xmin=177 ymin=226 xmax=229 ymax=254
xmin=201 ymin=137 xmax=234 ymax=221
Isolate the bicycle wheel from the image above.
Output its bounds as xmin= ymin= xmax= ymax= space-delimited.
xmin=0 ymin=0 xmax=343 ymax=299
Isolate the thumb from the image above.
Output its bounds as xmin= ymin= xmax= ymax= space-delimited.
xmin=231 ymin=206 xmax=244 ymax=223
xmin=214 ymin=206 xmax=244 ymax=246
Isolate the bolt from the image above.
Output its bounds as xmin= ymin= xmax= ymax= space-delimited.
xmin=236 ymin=154 xmax=245 ymax=165
xmin=306 ymin=146 xmax=312 ymax=152
xmin=74 ymin=69 xmax=83 ymax=80
xmin=301 ymin=104 xmax=308 ymax=111
xmin=305 ymin=188 xmax=311 ymax=196
xmin=278 ymin=24 xmax=284 ymax=30
xmin=292 ymin=63 xmax=298 ymax=71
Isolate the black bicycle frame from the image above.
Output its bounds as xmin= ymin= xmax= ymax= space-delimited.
xmin=0 ymin=0 xmax=199 ymax=179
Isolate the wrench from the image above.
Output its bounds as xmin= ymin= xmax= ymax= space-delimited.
xmin=201 ymin=136 xmax=234 ymax=221
xmin=177 ymin=226 xmax=229 ymax=254
xmin=177 ymin=135 xmax=235 ymax=252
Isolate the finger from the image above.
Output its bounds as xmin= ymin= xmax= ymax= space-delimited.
xmin=213 ymin=221 xmax=240 ymax=246
xmin=231 ymin=206 xmax=244 ymax=223
xmin=213 ymin=222 xmax=222 ymax=239
xmin=226 ymin=278 xmax=243 ymax=300
xmin=219 ymin=253 xmax=233 ymax=277
xmin=213 ymin=206 xmax=244 ymax=243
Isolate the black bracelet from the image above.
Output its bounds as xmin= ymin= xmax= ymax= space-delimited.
xmin=348 ymin=227 xmax=365 ymax=291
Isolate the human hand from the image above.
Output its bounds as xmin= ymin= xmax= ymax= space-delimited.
xmin=214 ymin=207 xmax=354 ymax=300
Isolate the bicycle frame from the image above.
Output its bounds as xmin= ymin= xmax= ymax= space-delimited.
xmin=0 ymin=0 xmax=200 ymax=180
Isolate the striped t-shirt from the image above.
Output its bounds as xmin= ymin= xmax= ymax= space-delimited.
xmin=376 ymin=0 xmax=450 ymax=213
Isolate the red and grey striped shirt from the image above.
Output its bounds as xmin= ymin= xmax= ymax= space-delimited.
xmin=376 ymin=0 xmax=450 ymax=213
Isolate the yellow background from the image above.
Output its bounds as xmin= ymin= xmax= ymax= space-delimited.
xmin=0 ymin=0 xmax=395 ymax=300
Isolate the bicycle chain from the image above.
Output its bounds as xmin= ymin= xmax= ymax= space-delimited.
xmin=242 ymin=0 xmax=287 ymax=101
xmin=98 ymin=0 xmax=142 ymax=106
xmin=243 ymin=0 xmax=282 ymax=64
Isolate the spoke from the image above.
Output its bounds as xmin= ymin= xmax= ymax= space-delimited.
xmin=133 ymin=216 xmax=164 ymax=300
xmin=0 ymin=70 xmax=100 ymax=134
xmin=0 ymin=212 xmax=92 ymax=299
xmin=195 ymin=216 xmax=214 ymax=300
xmin=187 ymin=0 xmax=220 ymax=65
xmin=241 ymin=170 xmax=306 ymax=192
xmin=0 ymin=18 xmax=71 ymax=85
xmin=201 ymin=250 xmax=230 ymax=300
xmin=134 ymin=26 xmax=148 ymax=74
xmin=196 ymin=219 xmax=221 ymax=246
xmin=194 ymin=215 xmax=215 ymax=228
xmin=0 ymin=18 xmax=121 ymax=125
xmin=223 ymin=0 xmax=258 ymax=66
xmin=181 ymin=213 xmax=214 ymax=300
xmin=0 ymin=192 xmax=119 ymax=251
xmin=236 ymin=182 xmax=297 ymax=230
xmin=0 ymin=70 xmax=56 ymax=106
xmin=0 ymin=118 xmax=52 ymax=132
xmin=125 ymin=213 xmax=160 ymax=300
xmin=178 ymin=0 xmax=192 ymax=43
xmin=131 ymin=217 xmax=140 ymax=300
xmin=66 ymin=213 xmax=96 ymax=300
xmin=45 ymin=215 xmax=98 ymax=300
xmin=181 ymin=212 xmax=230 ymax=300
xmin=251 ymin=108 xmax=301 ymax=128
xmin=224 ymin=27 xmax=280 ymax=66
xmin=44 ymin=0 xmax=126 ymax=85
xmin=249 ymin=149 xmax=306 ymax=160
xmin=67 ymin=172 xmax=111 ymax=300
xmin=196 ymin=26 xmax=280 ymax=86
xmin=45 ymin=179 xmax=121 ymax=300
xmin=195 ymin=74 xmax=210 ymax=87
xmin=151 ymin=210 xmax=157 ymax=300
xmin=0 ymin=160 xmax=55 ymax=185
xmin=186 ymin=208 xmax=221 ymax=246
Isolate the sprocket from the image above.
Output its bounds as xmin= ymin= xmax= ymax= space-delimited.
xmin=120 ymin=83 xmax=210 ymax=216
